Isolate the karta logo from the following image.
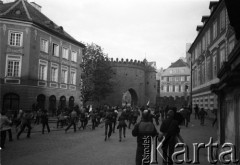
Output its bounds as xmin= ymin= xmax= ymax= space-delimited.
xmin=142 ymin=137 xmax=239 ymax=164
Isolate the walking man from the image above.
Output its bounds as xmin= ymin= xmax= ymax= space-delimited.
xmin=104 ymin=110 xmax=113 ymax=141
xmin=117 ymin=112 xmax=127 ymax=142
xmin=41 ymin=110 xmax=50 ymax=134
xmin=194 ymin=104 xmax=199 ymax=119
xmin=160 ymin=110 xmax=184 ymax=165
xmin=65 ymin=109 xmax=77 ymax=132
xmin=132 ymin=110 xmax=158 ymax=165
xmin=199 ymin=108 xmax=208 ymax=126
xmin=0 ymin=111 xmax=12 ymax=149
xmin=17 ymin=110 xmax=32 ymax=139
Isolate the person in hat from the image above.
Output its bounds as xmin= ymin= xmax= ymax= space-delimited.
xmin=132 ymin=110 xmax=158 ymax=165
xmin=160 ymin=110 xmax=184 ymax=165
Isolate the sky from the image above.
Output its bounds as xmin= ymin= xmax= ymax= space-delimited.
xmin=11 ymin=0 xmax=212 ymax=69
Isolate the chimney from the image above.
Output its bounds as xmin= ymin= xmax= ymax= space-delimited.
xmin=209 ymin=1 xmax=219 ymax=13
xmin=196 ymin=25 xmax=203 ymax=32
xmin=30 ymin=2 xmax=41 ymax=12
xmin=201 ymin=16 xmax=209 ymax=25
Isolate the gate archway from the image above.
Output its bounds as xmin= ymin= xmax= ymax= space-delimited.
xmin=122 ymin=88 xmax=138 ymax=107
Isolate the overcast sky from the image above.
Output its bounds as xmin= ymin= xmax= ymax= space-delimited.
xmin=30 ymin=0 xmax=211 ymax=69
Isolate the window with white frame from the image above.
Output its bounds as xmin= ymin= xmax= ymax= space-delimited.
xmin=9 ymin=31 xmax=23 ymax=47
xmin=40 ymin=39 xmax=49 ymax=53
xmin=213 ymin=21 xmax=218 ymax=40
xmin=70 ymin=68 xmax=76 ymax=85
xmin=169 ymin=85 xmax=173 ymax=92
xmin=228 ymin=36 xmax=235 ymax=55
xmin=61 ymin=66 xmax=68 ymax=84
xmin=220 ymin=44 xmax=226 ymax=67
xmin=181 ymin=85 xmax=185 ymax=92
xmin=163 ymin=85 xmax=167 ymax=92
xmin=175 ymin=85 xmax=179 ymax=92
xmin=71 ymin=51 xmax=77 ymax=62
xmin=181 ymin=76 xmax=185 ymax=81
xmin=212 ymin=51 xmax=217 ymax=79
xmin=6 ymin=55 xmax=22 ymax=77
xmin=52 ymin=43 xmax=59 ymax=56
xmin=38 ymin=60 xmax=48 ymax=81
xmin=51 ymin=63 xmax=59 ymax=82
xmin=220 ymin=9 xmax=226 ymax=32
xmin=62 ymin=47 xmax=69 ymax=59
xmin=207 ymin=29 xmax=211 ymax=46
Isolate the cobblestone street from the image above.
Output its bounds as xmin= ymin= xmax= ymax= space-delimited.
xmin=1 ymin=115 xmax=217 ymax=165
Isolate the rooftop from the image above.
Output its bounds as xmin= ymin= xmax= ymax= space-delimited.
xmin=0 ymin=0 xmax=85 ymax=48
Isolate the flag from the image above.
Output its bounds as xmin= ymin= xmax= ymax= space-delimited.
xmin=147 ymin=100 xmax=150 ymax=106
xmin=89 ymin=105 xmax=92 ymax=112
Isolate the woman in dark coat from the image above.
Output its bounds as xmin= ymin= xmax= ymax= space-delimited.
xmin=117 ymin=110 xmax=127 ymax=142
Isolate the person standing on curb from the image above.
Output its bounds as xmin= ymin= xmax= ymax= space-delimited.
xmin=65 ymin=109 xmax=77 ymax=133
xmin=132 ymin=110 xmax=158 ymax=165
xmin=0 ymin=111 xmax=12 ymax=149
xmin=41 ymin=109 xmax=50 ymax=134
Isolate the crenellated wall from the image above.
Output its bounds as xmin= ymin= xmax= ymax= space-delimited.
xmin=99 ymin=58 xmax=157 ymax=107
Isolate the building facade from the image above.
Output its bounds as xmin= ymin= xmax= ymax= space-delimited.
xmin=0 ymin=0 xmax=85 ymax=115
xmin=211 ymin=0 xmax=240 ymax=160
xmin=160 ymin=59 xmax=190 ymax=98
xmin=188 ymin=0 xmax=236 ymax=115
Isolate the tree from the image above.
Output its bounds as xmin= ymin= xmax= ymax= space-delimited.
xmin=80 ymin=43 xmax=114 ymax=105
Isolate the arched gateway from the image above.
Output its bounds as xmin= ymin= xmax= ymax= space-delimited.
xmin=122 ymin=88 xmax=138 ymax=107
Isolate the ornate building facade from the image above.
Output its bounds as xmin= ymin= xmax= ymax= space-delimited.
xmin=0 ymin=0 xmax=85 ymax=115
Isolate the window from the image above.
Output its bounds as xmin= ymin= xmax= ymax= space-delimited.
xmin=181 ymin=85 xmax=185 ymax=92
xmin=213 ymin=21 xmax=218 ymax=40
xmin=175 ymin=85 xmax=179 ymax=92
xmin=169 ymin=85 xmax=173 ymax=92
xmin=212 ymin=51 xmax=217 ymax=78
xmin=187 ymin=76 xmax=190 ymax=81
xmin=201 ymin=61 xmax=205 ymax=84
xmin=6 ymin=55 xmax=22 ymax=77
xmin=163 ymin=85 xmax=167 ymax=92
xmin=202 ymin=35 xmax=206 ymax=52
xmin=207 ymin=29 xmax=211 ymax=46
xmin=62 ymin=47 xmax=69 ymax=59
xmin=39 ymin=60 xmax=48 ymax=81
xmin=220 ymin=9 xmax=226 ymax=32
xmin=61 ymin=66 xmax=68 ymax=84
xmin=9 ymin=31 xmax=23 ymax=47
xmin=40 ymin=39 xmax=48 ymax=53
xmin=52 ymin=43 xmax=59 ymax=56
xmin=181 ymin=76 xmax=185 ymax=81
xmin=228 ymin=36 xmax=235 ymax=55
xmin=175 ymin=77 xmax=180 ymax=82
xmin=71 ymin=51 xmax=77 ymax=62
xmin=70 ymin=68 xmax=76 ymax=85
xmin=220 ymin=44 xmax=226 ymax=67
xmin=169 ymin=77 xmax=173 ymax=81
xmin=206 ymin=56 xmax=211 ymax=81
xmin=51 ymin=63 xmax=59 ymax=82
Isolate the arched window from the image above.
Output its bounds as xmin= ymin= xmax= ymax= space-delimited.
xmin=69 ymin=96 xmax=74 ymax=108
xmin=37 ymin=94 xmax=46 ymax=110
xmin=49 ymin=95 xmax=57 ymax=116
xmin=59 ymin=96 xmax=66 ymax=109
xmin=2 ymin=93 xmax=19 ymax=115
